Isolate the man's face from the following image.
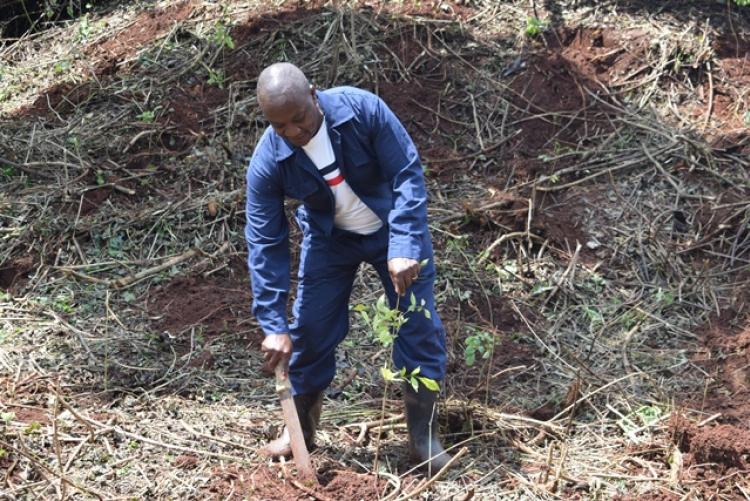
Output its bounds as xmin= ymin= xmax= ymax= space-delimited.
xmin=261 ymin=87 xmax=323 ymax=147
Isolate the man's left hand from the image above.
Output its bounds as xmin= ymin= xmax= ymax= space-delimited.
xmin=388 ymin=257 xmax=420 ymax=296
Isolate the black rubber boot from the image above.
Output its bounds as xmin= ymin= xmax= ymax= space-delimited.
xmin=403 ymin=382 xmax=452 ymax=476
xmin=258 ymin=392 xmax=323 ymax=458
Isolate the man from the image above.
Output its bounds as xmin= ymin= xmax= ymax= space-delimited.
xmin=245 ymin=62 xmax=450 ymax=473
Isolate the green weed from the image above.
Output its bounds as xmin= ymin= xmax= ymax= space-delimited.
xmin=53 ymin=60 xmax=71 ymax=74
xmin=136 ymin=110 xmax=156 ymax=123
xmin=464 ymin=329 xmax=497 ymax=367
xmin=77 ymin=14 xmax=91 ymax=42
xmin=52 ymin=295 xmax=76 ymax=314
xmin=1 ymin=165 xmax=14 ymax=179
xmin=24 ymin=421 xmax=42 ymax=434
xmin=654 ymin=288 xmax=674 ymax=309
xmin=207 ymin=68 xmax=225 ymax=88
xmin=212 ymin=21 xmax=235 ymax=50
xmin=525 ymin=17 xmax=546 ymax=38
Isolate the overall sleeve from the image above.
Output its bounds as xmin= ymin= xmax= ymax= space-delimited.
xmin=245 ymin=141 xmax=290 ymax=336
xmin=368 ymin=95 xmax=428 ymax=261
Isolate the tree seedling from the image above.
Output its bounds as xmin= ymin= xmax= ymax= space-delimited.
xmin=354 ymin=261 xmax=439 ymax=392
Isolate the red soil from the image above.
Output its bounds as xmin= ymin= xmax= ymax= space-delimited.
xmin=207 ymin=464 xmax=397 ymax=500
xmin=147 ymin=265 xmax=255 ymax=346
xmin=692 ymin=314 xmax=750 ymax=425
xmin=670 ymin=413 xmax=750 ymax=472
xmin=18 ymin=2 xmax=195 ymax=118
xmin=89 ymin=1 xmax=195 ymax=75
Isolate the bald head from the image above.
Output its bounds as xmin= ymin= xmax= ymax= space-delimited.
xmin=257 ymin=63 xmax=310 ymax=108
xmin=256 ymin=63 xmax=323 ymax=147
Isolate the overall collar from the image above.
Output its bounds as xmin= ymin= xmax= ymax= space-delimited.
xmin=273 ymin=89 xmax=355 ymax=162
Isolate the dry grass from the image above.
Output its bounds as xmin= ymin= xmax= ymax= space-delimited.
xmin=1 ymin=0 xmax=749 ymax=499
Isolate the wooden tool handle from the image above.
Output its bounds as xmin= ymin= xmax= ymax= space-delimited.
xmin=274 ymin=364 xmax=291 ymax=393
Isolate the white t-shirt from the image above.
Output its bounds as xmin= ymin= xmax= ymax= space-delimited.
xmin=301 ymin=120 xmax=383 ymax=235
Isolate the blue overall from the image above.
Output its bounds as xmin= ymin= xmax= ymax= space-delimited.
xmin=245 ymin=87 xmax=446 ymax=395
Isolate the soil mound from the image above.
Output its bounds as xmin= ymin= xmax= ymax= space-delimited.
xmin=671 ymin=414 xmax=750 ymax=471
xmin=207 ymin=465 xmax=397 ymax=500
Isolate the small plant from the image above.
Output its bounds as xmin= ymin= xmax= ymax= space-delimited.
xmin=464 ymin=329 xmax=497 ymax=367
xmin=354 ymin=259 xmax=438 ymax=392
xmin=212 ymin=21 xmax=235 ymax=50
xmin=1 ymin=412 xmax=14 ymax=424
xmin=583 ymin=306 xmax=604 ymax=330
xmin=77 ymin=14 xmax=91 ymax=42
xmin=744 ymin=110 xmax=750 ymax=127
xmin=136 ymin=110 xmax=156 ymax=123
xmin=617 ymin=405 xmax=664 ymax=435
xmin=525 ymin=17 xmax=546 ymax=37
xmin=1 ymin=165 xmax=14 ymax=179
xmin=735 ymin=0 xmax=750 ymax=6
xmin=52 ymin=294 xmax=76 ymax=314
xmin=654 ymin=288 xmax=674 ymax=309
xmin=107 ymin=234 xmax=125 ymax=258
xmin=207 ymin=68 xmax=226 ymax=88
xmin=24 ymin=421 xmax=42 ymax=434
xmin=0 ymin=448 xmax=6 ymax=459
xmin=53 ymin=60 xmax=71 ymax=75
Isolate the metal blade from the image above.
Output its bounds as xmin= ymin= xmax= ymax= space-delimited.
xmin=275 ymin=365 xmax=316 ymax=483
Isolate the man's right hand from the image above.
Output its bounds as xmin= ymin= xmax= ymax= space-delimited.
xmin=261 ymin=333 xmax=292 ymax=378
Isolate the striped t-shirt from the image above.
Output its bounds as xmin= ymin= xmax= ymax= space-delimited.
xmin=301 ymin=119 xmax=382 ymax=234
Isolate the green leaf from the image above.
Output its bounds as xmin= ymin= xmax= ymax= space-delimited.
xmin=418 ymin=377 xmax=440 ymax=392
xmin=635 ymin=405 xmax=662 ymax=426
xmin=380 ymin=367 xmax=397 ymax=382
xmin=376 ymin=294 xmax=388 ymax=312
xmin=136 ymin=110 xmax=155 ymax=123
xmin=122 ymin=291 xmax=136 ymax=303
xmin=410 ymin=366 xmax=421 ymax=376
xmin=410 ymin=292 xmax=416 ymax=307
xmin=419 ymin=258 xmax=430 ymax=268
xmin=352 ymin=304 xmax=367 ymax=312
xmin=378 ymin=332 xmax=393 ymax=346
xmin=423 ymin=309 xmax=431 ymax=320
xmin=410 ymin=377 xmax=419 ymax=392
